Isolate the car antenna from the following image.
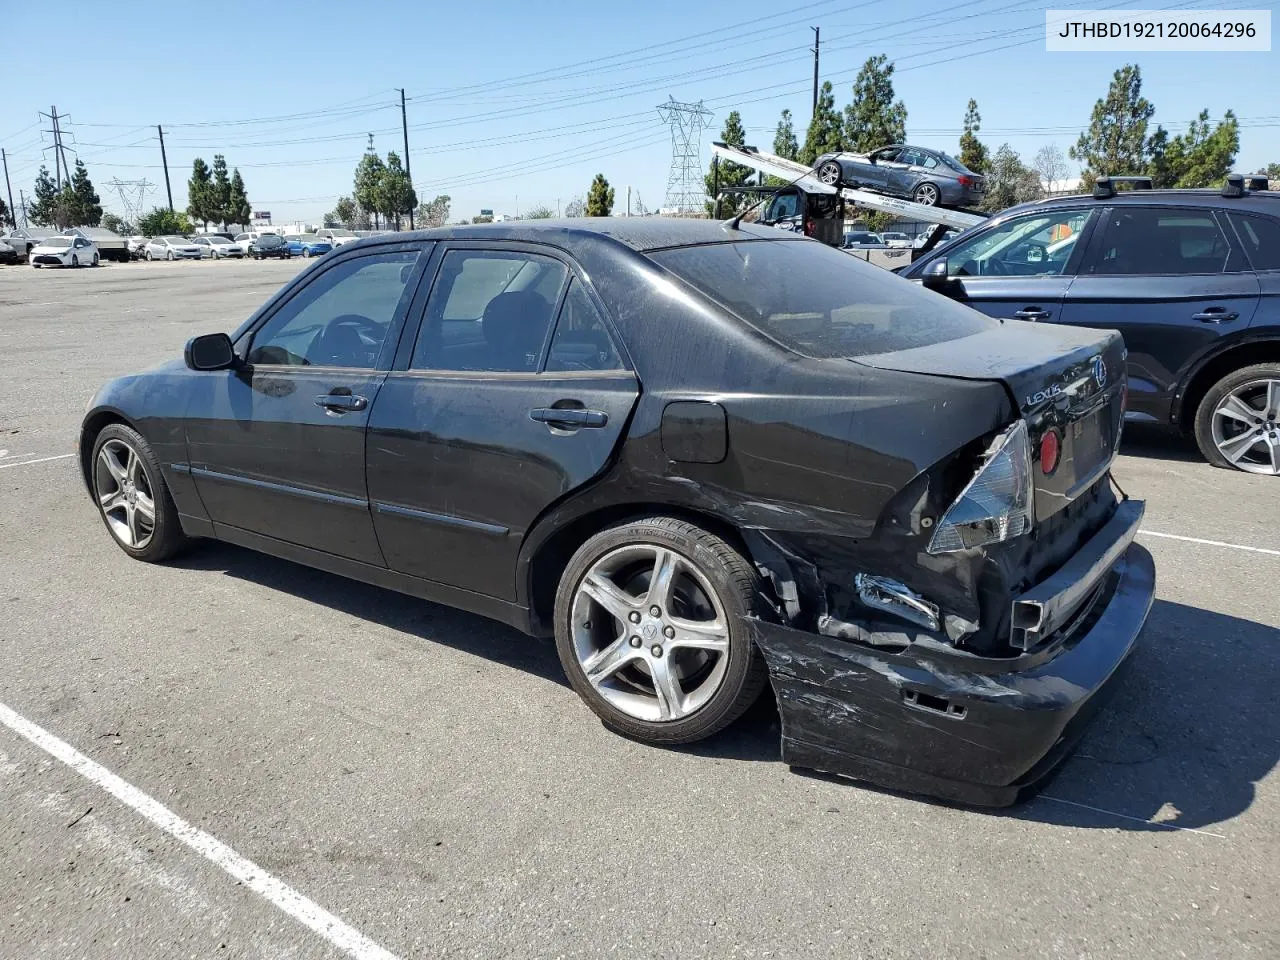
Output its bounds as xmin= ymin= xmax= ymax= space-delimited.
xmin=722 ymin=161 xmax=834 ymax=231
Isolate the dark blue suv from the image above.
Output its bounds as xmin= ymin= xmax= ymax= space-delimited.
xmin=901 ymin=175 xmax=1280 ymax=476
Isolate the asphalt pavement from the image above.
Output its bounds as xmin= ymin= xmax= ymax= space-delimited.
xmin=0 ymin=257 xmax=1276 ymax=959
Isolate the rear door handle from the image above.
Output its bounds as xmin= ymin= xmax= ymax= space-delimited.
xmin=314 ymin=393 xmax=367 ymax=412
xmin=530 ymin=407 xmax=608 ymax=429
xmin=1192 ymin=308 xmax=1239 ymax=324
xmin=1013 ymin=306 xmax=1052 ymax=321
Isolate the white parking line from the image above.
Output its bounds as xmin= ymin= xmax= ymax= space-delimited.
xmin=1140 ymin=530 xmax=1280 ymax=558
xmin=0 ymin=453 xmax=75 ymax=470
xmin=1039 ymin=795 xmax=1227 ymax=839
xmin=0 ymin=701 xmax=403 ymax=960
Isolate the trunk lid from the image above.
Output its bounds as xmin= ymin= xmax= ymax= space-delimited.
xmin=853 ymin=320 xmax=1126 ymax=521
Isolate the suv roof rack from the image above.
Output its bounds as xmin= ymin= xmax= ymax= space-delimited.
xmin=1093 ymin=175 xmax=1154 ymax=199
xmin=1222 ymin=173 xmax=1273 ymax=197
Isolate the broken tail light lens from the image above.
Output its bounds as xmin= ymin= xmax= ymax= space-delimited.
xmin=928 ymin=419 xmax=1034 ymax=554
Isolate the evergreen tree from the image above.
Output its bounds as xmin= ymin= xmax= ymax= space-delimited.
xmin=1070 ymin=64 xmax=1154 ymax=188
xmin=0 ymin=197 xmax=12 ymax=229
xmin=327 ymin=195 xmax=358 ymax=227
xmin=186 ymin=158 xmax=214 ymax=228
xmin=773 ymin=109 xmax=799 ymax=160
xmin=377 ymin=151 xmax=417 ymax=229
xmin=982 ymin=144 xmax=1044 ymax=212
xmin=353 ymin=152 xmax=386 ymax=228
xmin=68 ymin=160 xmax=102 ymax=226
xmin=227 ymin=170 xmax=251 ymax=229
xmin=210 ymin=155 xmax=232 ymax=228
xmin=585 ymin=174 xmax=614 ymax=216
xmin=1146 ymin=110 xmax=1239 ymax=188
xmin=138 ymin=207 xmax=194 ymax=236
xmin=799 ymin=81 xmax=844 ymax=165
xmin=704 ymin=111 xmax=751 ymax=216
xmin=29 ymin=166 xmax=62 ymax=227
xmin=958 ymin=99 xmax=988 ymax=174
xmin=843 ymin=55 xmax=907 ymax=153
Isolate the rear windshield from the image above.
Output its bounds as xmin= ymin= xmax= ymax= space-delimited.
xmin=649 ymin=239 xmax=996 ymax=358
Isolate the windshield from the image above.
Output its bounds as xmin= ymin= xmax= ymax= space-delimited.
xmin=328 ymin=229 xmax=356 ymax=237
xmin=207 ymin=236 xmax=229 ymax=244
xmin=882 ymin=233 xmax=908 ymax=240
xmin=162 ymin=236 xmax=187 ymax=243
xmin=650 ymin=239 xmax=995 ymax=359
xmin=42 ymin=237 xmax=73 ymax=248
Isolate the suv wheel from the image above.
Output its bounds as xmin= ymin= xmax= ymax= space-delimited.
xmin=1193 ymin=362 xmax=1280 ymax=475
xmin=554 ymin=517 xmax=769 ymax=745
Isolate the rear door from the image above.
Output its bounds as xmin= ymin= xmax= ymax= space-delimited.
xmin=921 ymin=207 xmax=1097 ymax=324
xmin=1059 ymin=205 xmax=1260 ymax=422
xmin=366 ymin=243 xmax=640 ymax=600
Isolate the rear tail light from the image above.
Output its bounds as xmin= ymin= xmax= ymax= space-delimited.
xmin=1039 ymin=429 xmax=1061 ymax=476
xmin=957 ymin=175 xmax=973 ymax=187
xmin=803 ymin=217 xmax=815 ymax=237
xmin=928 ymin=420 xmax=1034 ymax=554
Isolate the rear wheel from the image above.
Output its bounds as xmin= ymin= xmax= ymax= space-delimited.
xmin=914 ymin=182 xmax=941 ymax=206
xmin=554 ymin=516 xmax=769 ymax=745
xmin=71 ymin=254 xmax=79 ymax=267
xmin=1194 ymin=363 xmax=1280 ymax=475
xmin=166 ymin=250 xmax=174 ymax=261
xmin=816 ymin=160 xmax=842 ymax=186
xmin=91 ymin=423 xmax=189 ymax=562
xmin=92 ymin=252 xmax=100 ymax=267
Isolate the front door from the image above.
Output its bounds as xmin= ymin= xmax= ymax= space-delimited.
xmin=1059 ymin=206 xmax=1260 ymax=422
xmin=925 ymin=207 xmax=1098 ymax=324
xmin=185 ymin=246 xmax=426 ymax=565
xmin=367 ymin=245 xmax=640 ymax=600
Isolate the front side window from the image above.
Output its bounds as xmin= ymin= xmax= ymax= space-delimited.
xmin=651 ymin=239 xmax=996 ymax=359
xmin=412 ymin=249 xmax=568 ymax=372
xmin=545 ymin=280 xmax=625 ymax=372
xmin=1094 ymin=207 xmax=1229 ymax=275
xmin=247 ymin=250 xmax=420 ymax=368
xmin=1226 ymin=211 xmax=1280 ymax=271
xmin=943 ymin=209 xmax=1094 ymax=277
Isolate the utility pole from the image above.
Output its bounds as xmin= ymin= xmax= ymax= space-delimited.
xmin=18 ymin=189 xmax=28 ymax=227
xmin=398 ymin=88 xmax=413 ymax=230
xmin=626 ymin=185 xmax=631 ymax=217
xmin=712 ymin=157 xmax=721 ymax=219
xmin=1 ymin=149 xmax=15 ymax=229
xmin=39 ymin=106 xmax=72 ymax=187
xmin=157 ymin=125 xmax=173 ymax=211
xmin=811 ymin=27 xmax=820 ymax=118
xmin=52 ymin=108 xmax=71 ymax=187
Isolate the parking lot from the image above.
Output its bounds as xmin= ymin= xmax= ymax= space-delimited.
xmin=0 ymin=258 xmax=1277 ymax=958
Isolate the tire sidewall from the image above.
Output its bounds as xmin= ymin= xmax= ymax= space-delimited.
xmin=90 ymin=423 xmax=183 ymax=562
xmin=1193 ymin=362 xmax=1280 ymax=470
xmin=916 ymin=183 xmax=939 ymax=205
xmin=554 ymin=518 xmax=765 ymax=743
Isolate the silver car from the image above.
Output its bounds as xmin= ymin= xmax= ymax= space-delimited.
xmin=193 ymin=236 xmax=245 ymax=259
xmin=144 ymin=236 xmax=202 ymax=261
xmin=814 ymin=144 xmax=986 ymax=208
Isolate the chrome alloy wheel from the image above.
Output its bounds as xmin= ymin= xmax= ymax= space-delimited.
xmin=1212 ymin=378 xmax=1280 ymax=475
xmin=94 ymin=438 xmax=156 ymax=548
xmin=571 ymin=544 xmax=731 ymax=723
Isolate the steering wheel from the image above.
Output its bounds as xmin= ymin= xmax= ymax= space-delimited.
xmin=312 ymin=314 xmax=383 ymax=366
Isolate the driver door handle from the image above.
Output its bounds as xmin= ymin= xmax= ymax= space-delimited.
xmin=530 ymin=407 xmax=608 ymax=429
xmin=314 ymin=393 xmax=367 ymax=412
xmin=1013 ymin=306 xmax=1052 ymax=321
xmin=1192 ymin=308 xmax=1239 ymax=324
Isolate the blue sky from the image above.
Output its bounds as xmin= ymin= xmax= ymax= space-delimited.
xmin=2 ymin=0 xmax=1276 ymax=225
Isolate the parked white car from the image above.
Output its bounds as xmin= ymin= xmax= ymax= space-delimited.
xmin=194 ymin=236 xmax=245 ymax=259
xmin=880 ymin=232 xmax=913 ymax=248
xmin=314 ymin=227 xmax=361 ymax=247
xmin=126 ymin=236 xmax=149 ymax=258
xmin=30 ymin=234 xmax=99 ymax=268
xmin=145 ymin=236 xmax=202 ymax=261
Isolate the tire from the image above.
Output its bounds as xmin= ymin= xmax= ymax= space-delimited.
xmin=145 ymin=250 xmax=153 ymax=261
xmin=90 ymin=423 xmax=189 ymax=562
xmin=1192 ymin=362 xmax=1280 ymax=475
xmin=71 ymin=255 xmax=79 ymax=268
xmin=816 ymin=160 xmax=842 ymax=186
xmin=92 ymin=253 xmax=100 ymax=267
xmin=166 ymin=250 xmax=174 ymax=261
xmin=303 ymin=249 xmax=311 ymax=258
xmin=554 ymin=516 xmax=769 ymax=745
xmin=914 ymin=182 xmax=941 ymax=206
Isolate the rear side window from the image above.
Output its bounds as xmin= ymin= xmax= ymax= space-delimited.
xmin=650 ymin=240 xmax=996 ymax=359
xmin=1093 ymin=207 xmax=1229 ymax=275
xmin=545 ymin=280 xmax=624 ymax=372
xmin=1226 ymin=212 xmax=1280 ymax=271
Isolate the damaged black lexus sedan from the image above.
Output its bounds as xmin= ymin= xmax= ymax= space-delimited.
xmin=80 ymin=219 xmax=1154 ymax=806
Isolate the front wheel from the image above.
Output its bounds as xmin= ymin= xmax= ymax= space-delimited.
xmin=554 ymin=516 xmax=769 ymax=745
xmin=913 ymin=182 xmax=941 ymax=206
xmin=92 ymin=253 xmax=100 ymax=267
xmin=71 ymin=255 xmax=79 ymax=267
xmin=1193 ymin=362 xmax=1280 ymax=475
xmin=145 ymin=250 xmax=153 ymax=261
xmin=816 ymin=160 xmax=842 ymax=186
xmin=91 ymin=423 xmax=189 ymax=562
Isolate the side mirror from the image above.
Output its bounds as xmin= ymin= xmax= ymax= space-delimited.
xmin=184 ymin=332 xmax=238 ymax=371
xmin=921 ymin=257 xmax=951 ymax=290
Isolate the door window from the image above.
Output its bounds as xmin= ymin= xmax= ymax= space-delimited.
xmin=943 ymin=209 xmax=1094 ymax=277
xmin=1093 ymin=207 xmax=1230 ymax=275
xmin=766 ymin=193 xmax=800 ymax=221
xmin=246 ymin=250 xmax=420 ymax=368
xmin=412 ymin=249 xmax=568 ymax=372
xmin=545 ymin=280 xmax=625 ymax=372
xmin=1226 ymin=212 xmax=1280 ymax=271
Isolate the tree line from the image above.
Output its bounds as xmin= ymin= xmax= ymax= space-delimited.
xmin=186 ymin=155 xmax=252 ymax=232
xmin=25 ymin=160 xmax=103 ymax=229
xmin=706 ymin=57 xmax=1259 ymax=228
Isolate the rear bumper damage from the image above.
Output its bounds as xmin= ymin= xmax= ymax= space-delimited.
xmin=748 ymin=500 xmax=1155 ymax=807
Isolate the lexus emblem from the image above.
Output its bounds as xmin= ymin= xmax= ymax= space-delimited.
xmin=1091 ymin=356 xmax=1107 ymax=389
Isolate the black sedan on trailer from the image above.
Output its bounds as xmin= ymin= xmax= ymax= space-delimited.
xmin=79 ymin=219 xmax=1154 ymax=806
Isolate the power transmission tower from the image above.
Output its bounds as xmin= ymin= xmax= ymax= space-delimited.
xmin=39 ymin=106 xmax=73 ymax=187
xmin=657 ymin=97 xmax=713 ymax=216
xmin=108 ymin=178 xmax=153 ymax=227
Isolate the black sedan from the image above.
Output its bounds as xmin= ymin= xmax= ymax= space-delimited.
xmin=249 ymin=232 xmax=291 ymax=260
xmin=79 ymin=219 xmax=1154 ymax=806
xmin=815 ymin=144 xmax=986 ymax=208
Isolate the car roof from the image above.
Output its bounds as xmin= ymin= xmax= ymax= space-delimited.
xmin=345 ymin=217 xmax=800 ymax=253
xmin=1004 ymin=188 xmax=1280 ymax=217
